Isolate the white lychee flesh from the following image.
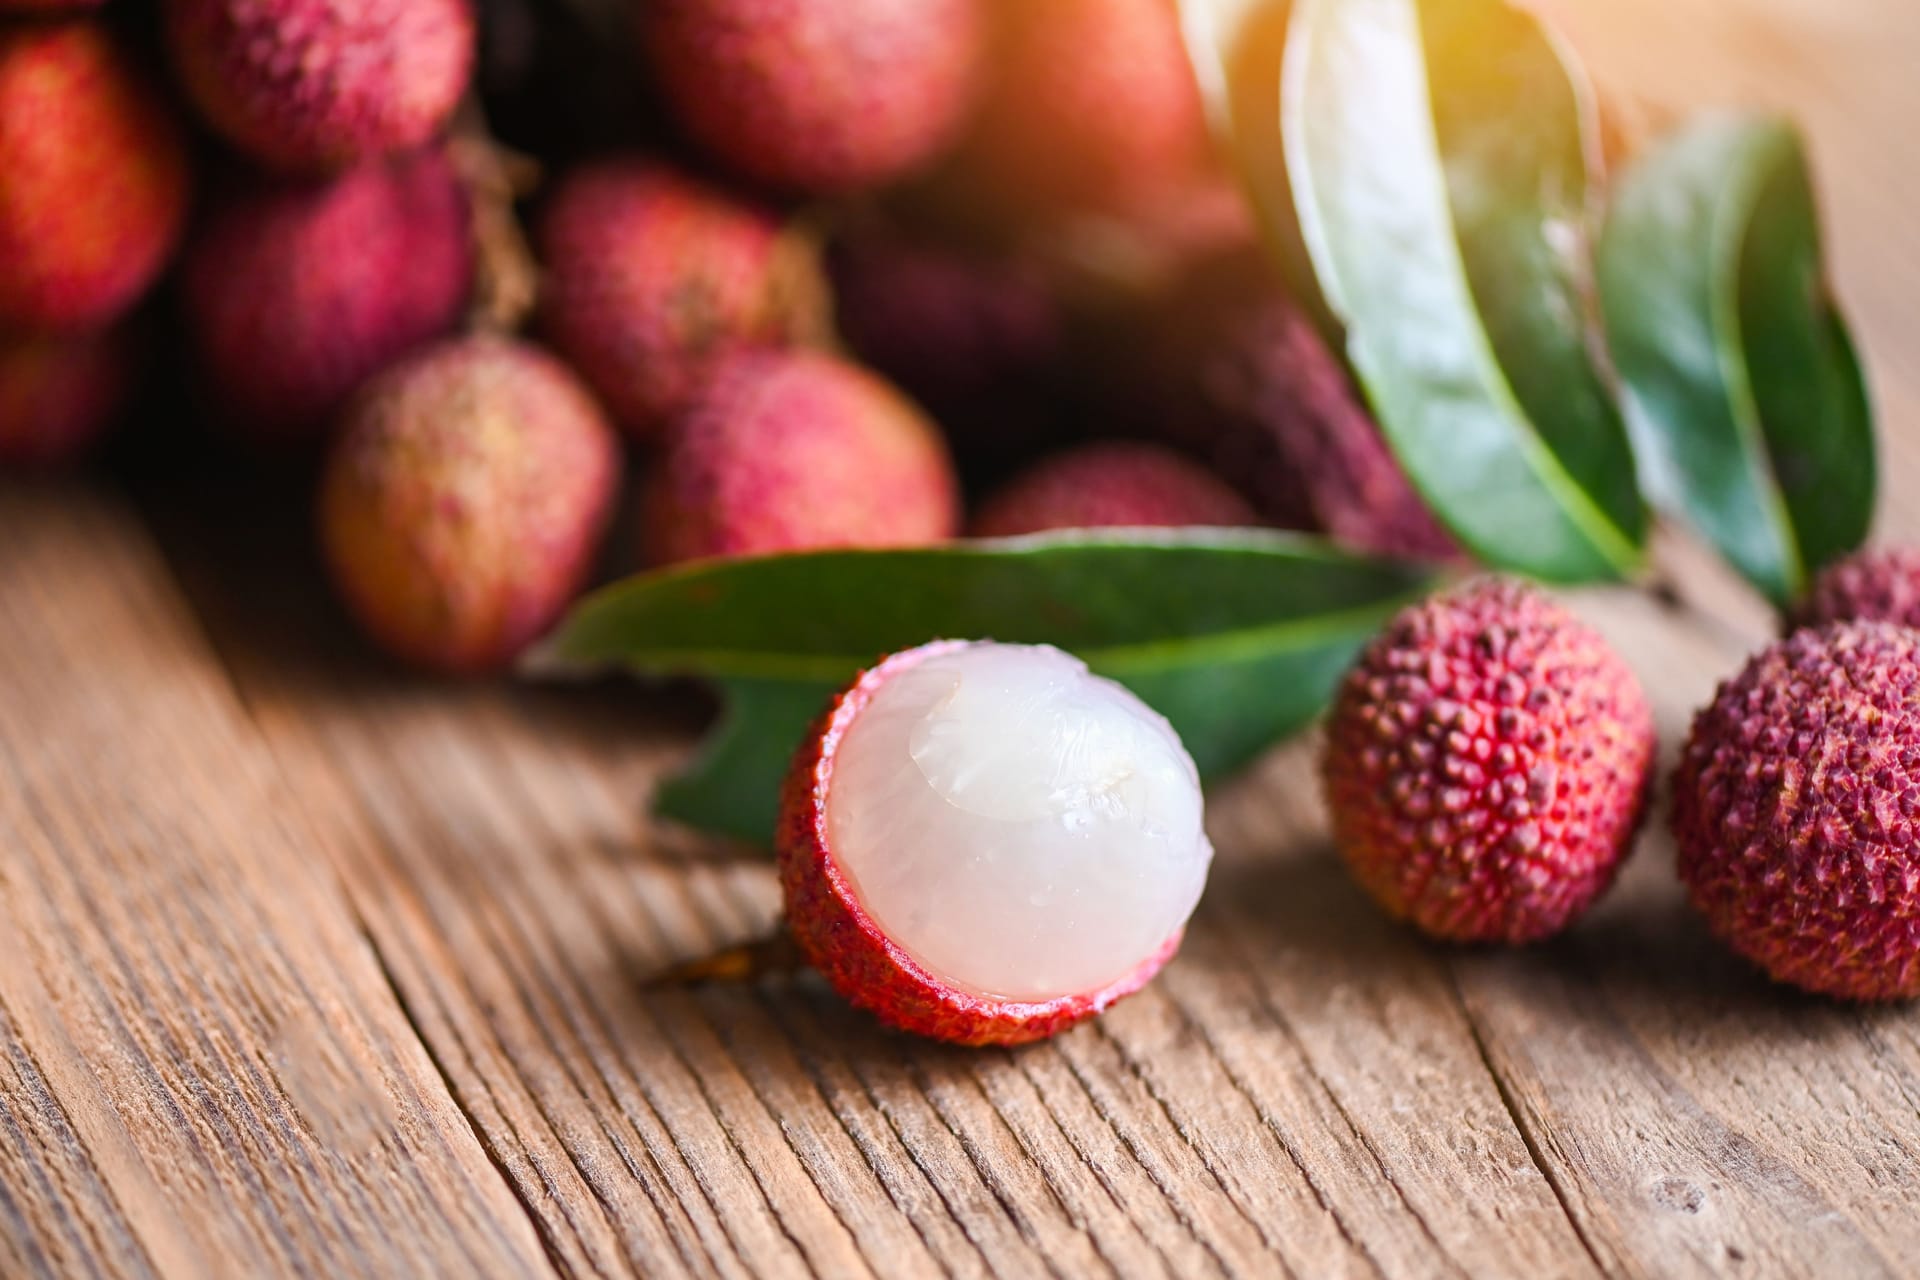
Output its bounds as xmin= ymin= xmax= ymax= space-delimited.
xmin=826 ymin=642 xmax=1213 ymax=1002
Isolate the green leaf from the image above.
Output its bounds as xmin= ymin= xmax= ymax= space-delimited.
xmin=535 ymin=531 xmax=1440 ymax=845
xmin=1598 ymin=113 xmax=1874 ymax=605
xmin=1281 ymin=0 xmax=1646 ymax=582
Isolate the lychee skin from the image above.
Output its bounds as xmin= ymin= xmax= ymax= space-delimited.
xmin=318 ymin=336 xmax=619 ymax=674
xmin=641 ymin=350 xmax=959 ymax=566
xmin=0 ymin=23 xmax=191 ymax=333
xmin=948 ymin=0 xmax=1208 ymax=220
xmin=536 ymin=159 xmax=825 ymax=441
xmin=165 ymin=0 xmax=474 ymax=174
xmin=639 ymin=0 xmax=983 ymax=194
xmin=1123 ymin=250 xmax=1457 ymax=561
xmin=0 ymin=326 xmax=136 ymax=468
xmin=1322 ymin=579 xmax=1656 ymax=943
xmin=1788 ymin=548 xmax=1920 ymax=633
xmin=1673 ymin=623 xmax=1920 ymax=1001
xmin=182 ymin=149 xmax=472 ymax=444
xmin=777 ymin=640 xmax=1185 ymax=1046
xmin=970 ymin=443 xmax=1257 ymax=538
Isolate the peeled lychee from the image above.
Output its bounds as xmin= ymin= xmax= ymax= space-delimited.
xmin=0 ymin=22 xmax=191 ymax=333
xmin=1321 ymin=579 xmax=1656 ymax=943
xmin=165 ymin=0 xmax=474 ymax=173
xmin=971 ymin=443 xmax=1256 ymax=538
xmin=318 ymin=336 xmax=619 ymax=673
xmin=641 ymin=350 xmax=959 ymax=565
xmin=778 ymin=639 xmax=1213 ymax=1044
xmin=829 ymin=228 xmax=1065 ymax=457
xmin=181 ymin=149 xmax=473 ymax=444
xmin=0 ymin=326 xmax=136 ymax=468
xmin=638 ymin=0 xmax=983 ymax=194
xmin=1787 ymin=547 xmax=1920 ymax=633
xmin=1673 ymin=623 xmax=1920 ymax=1000
xmin=946 ymin=0 xmax=1208 ymax=220
xmin=536 ymin=158 xmax=826 ymax=441
xmin=1119 ymin=250 xmax=1456 ymax=561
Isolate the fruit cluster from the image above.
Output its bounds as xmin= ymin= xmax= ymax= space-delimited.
xmin=0 ymin=0 xmax=1451 ymax=672
xmin=1321 ymin=554 xmax=1920 ymax=1008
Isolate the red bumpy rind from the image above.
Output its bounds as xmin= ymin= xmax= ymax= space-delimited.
xmin=775 ymin=641 xmax=1182 ymax=1046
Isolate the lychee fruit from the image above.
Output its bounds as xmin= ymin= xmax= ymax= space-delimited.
xmin=970 ymin=443 xmax=1257 ymax=538
xmin=318 ymin=336 xmax=619 ymax=673
xmin=638 ymin=0 xmax=983 ymax=194
xmin=535 ymin=158 xmax=826 ymax=441
xmin=0 ymin=325 xmax=137 ymax=468
xmin=945 ymin=0 xmax=1209 ymax=220
xmin=1118 ymin=249 xmax=1457 ymax=561
xmin=1787 ymin=547 xmax=1920 ymax=633
xmin=1321 ymin=579 xmax=1656 ymax=943
xmin=164 ymin=0 xmax=474 ymax=173
xmin=181 ymin=149 xmax=473 ymax=445
xmin=1672 ymin=622 xmax=1920 ymax=1000
xmin=0 ymin=22 xmax=191 ymax=333
xmin=828 ymin=227 xmax=1065 ymax=459
xmin=641 ymin=350 xmax=960 ymax=565
xmin=778 ymin=639 xmax=1213 ymax=1044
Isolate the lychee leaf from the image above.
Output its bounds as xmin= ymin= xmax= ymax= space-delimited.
xmin=1280 ymin=0 xmax=1647 ymax=582
xmin=533 ymin=530 xmax=1439 ymax=846
xmin=1598 ymin=114 xmax=1874 ymax=607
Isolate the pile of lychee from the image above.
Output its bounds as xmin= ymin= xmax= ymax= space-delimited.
xmin=0 ymin=0 xmax=1450 ymax=674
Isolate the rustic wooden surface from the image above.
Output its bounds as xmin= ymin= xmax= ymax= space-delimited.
xmin=4 ymin=0 xmax=1918 ymax=1275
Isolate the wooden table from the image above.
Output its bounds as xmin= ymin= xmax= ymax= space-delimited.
xmin=4 ymin=1 xmax=1917 ymax=1275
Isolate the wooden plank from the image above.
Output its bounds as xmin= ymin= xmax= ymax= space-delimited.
xmin=0 ymin=484 xmax=555 ymax=1280
xmin=138 ymin=468 xmax=1606 ymax=1278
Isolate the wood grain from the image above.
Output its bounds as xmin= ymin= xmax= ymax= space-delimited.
xmin=0 ymin=485 xmax=554 ymax=1280
xmin=4 ymin=0 xmax=1918 ymax=1276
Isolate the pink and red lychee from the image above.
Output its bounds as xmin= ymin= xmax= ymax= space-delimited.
xmin=638 ymin=0 xmax=983 ymax=194
xmin=946 ymin=0 xmax=1208 ymax=220
xmin=641 ymin=350 xmax=959 ymax=565
xmin=318 ymin=336 xmax=619 ymax=673
xmin=1673 ymin=622 xmax=1920 ymax=1001
xmin=778 ymin=639 xmax=1212 ymax=1045
xmin=1322 ymin=579 xmax=1656 ymax=943
xmin=165 ymin=0 xmax=474 ymax=173
xmin=535 ymin=158 xmax=826 ymax=441
xmin=0 ymin=22 xmax=191 ymax=333
xmin=180 ymin=149 xmax=473 ymax=445
xmin=1788 ymin=547 xmax=1920 ymax=633
xmin=970 ymin=443 xmax=1256 ymax=537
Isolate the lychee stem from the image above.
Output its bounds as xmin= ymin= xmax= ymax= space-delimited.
xmin=646 ymin=929 xmax=806 ymax=988
xmin=448 ymin=97 xmax=543 ymax=336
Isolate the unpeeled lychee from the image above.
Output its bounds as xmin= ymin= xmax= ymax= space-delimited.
xmin=946 ymin=0 xmax=1208 ymax=220
xmin=1673 ymin=623 xmax=1920 ymax=1000
xmin=536 ymin=158 xmax=826 ymax=441
xmin=318 ymin=336 xmax=619 ymax=673
xmin=181 ymin=149 xmax=473 ymax=444
xmin=970 ymin=443 xmax=1256 ymax=538
xmin=641 ymin=350 xmax=959 ymax=565
xmin=1119 ymin=250 xmax=1456 ymax=561
xmin=0 ymin=326 xmax=136 ymax=468
xmin=0 ymin=22 xmax=191 ymax=333
xmin=1787 ymin=547 xmax=1920 ymax=633
xmin=778 ymin=639 xmax=1213 ymax=1044
xmin=1321 ymin=579 xmax=1655 ymax=943
xmin=165 ymin=0 xmax=474 ymax=173
xmin=639 ymin=0 xmax=983 ymax=194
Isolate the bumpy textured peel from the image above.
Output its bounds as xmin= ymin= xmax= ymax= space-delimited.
xmin=1788 ymin=548 xmax=1920 ymax=634
xmin=1673 ymin=623 xmax=1920 ymax=1000
xmin=1322 ymin=579 xmax=1655 ymax=942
